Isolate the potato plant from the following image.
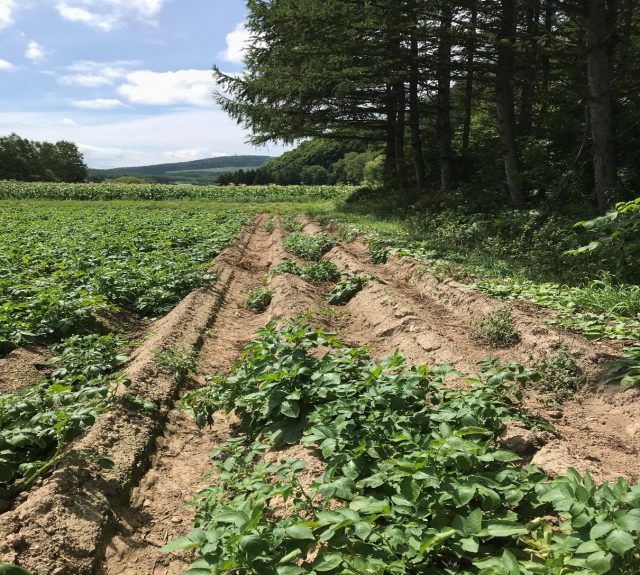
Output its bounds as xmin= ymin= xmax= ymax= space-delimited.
xmin=0 ymin=333 xmax=129 ymax=498
xmin=0 ymin=205 xmax=249 ymax=354
xmin=174 ymin=321 xmax=640 ymax=574
xmin=284 ymin=232 xmax=334 ymax=261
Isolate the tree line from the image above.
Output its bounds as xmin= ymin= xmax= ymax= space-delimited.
xmin=0 ymin=133 xmax=88 ymax=183
xmin=215 ymin=0 xmax=639 ymax=212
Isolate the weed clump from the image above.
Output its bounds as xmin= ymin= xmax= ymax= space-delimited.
xmin=272 ymin=259 xmax=341 ymax=284
xmin=153 ymin=348 xmax=198 ymax=381
xmin=285 ymin=232 xmax=334 ymax=261
xmin=536 ymin=346 xmax=588 ymax=402
xmin=263 ymin=216 xmax=275 ymax=232
xmin=327 ymin=275 xmax=370 ymax=305
xmin=245 ymin=287 xmax=273 ymax=312
xmin=471 ymin=307 xmax=521 ymax=347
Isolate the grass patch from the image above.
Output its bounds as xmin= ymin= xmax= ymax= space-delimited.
xmin=282 ymin=213 xmax=303 ymax=232
xmin=263 ymin=216 xmax=275 ymax=232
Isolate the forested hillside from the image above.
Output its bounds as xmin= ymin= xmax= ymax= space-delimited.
xmin=215 ymin=0 xmax=638 ymax=213
xmin=89 ymin=155 xmax=273 ymax=184
xmin=218 ymin=139 xmax=382 ymax=185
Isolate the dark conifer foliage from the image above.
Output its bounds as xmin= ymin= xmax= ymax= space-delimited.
xmin=215 ymin=0 xmax=640 ymax=212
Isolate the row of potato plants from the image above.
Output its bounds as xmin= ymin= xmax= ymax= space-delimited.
xmin=168 ymin=321 xmax=640 ymax=574
xmin=0 ymin=204 xmax=248 ymax=354
xmin=0 ymin=333 xmax=129 ymax=499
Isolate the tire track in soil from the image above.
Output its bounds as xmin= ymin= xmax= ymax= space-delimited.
xmin=98 ymin=215 xmax=282 ymax=575
xmin=304 ymin=218 xmax=640 ymax=483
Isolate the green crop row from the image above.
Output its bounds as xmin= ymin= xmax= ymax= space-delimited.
xmin=170 ymin=321 xmax=640 ymax=575
xmin=0 ymin=204 xmax=249 ymax=354
xmin=0 ymin=182 xmax=352 ymax=203
xmin=0 ymin=333 xmax=129 ymax=498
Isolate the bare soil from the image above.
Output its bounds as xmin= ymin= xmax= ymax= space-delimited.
xmin=0 ymin=346 xmax=50 ymax=394
xmin=2 ymin=214 xmax=639 ymax=575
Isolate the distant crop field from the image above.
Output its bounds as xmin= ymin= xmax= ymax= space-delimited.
xmin=0 ymin=203 xmax=249 ymax=353
xmin=0 ymin=181 xmax=353 ymax=202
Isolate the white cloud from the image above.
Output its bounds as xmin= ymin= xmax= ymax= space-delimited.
xmin=60 ymin=61 xmax=134 ymax=87
xmin=0 ymin=0 xmax=14 ymax=29
xmin=118 ymin=69 xmax=216 ymax=107
xmin=56 ymin=0 xmax=166 ymax=31
xmin=77 ymin=143 xmax=153 ymax=166
xmin=219 ymin=22 xmax=250 ymax=64
xmin=0 ymin=110 xmax=292 ymax=168
xmin=25 ymin=41 xmax=45 ymax=61
xmin=162 ymin=148 xmax=228 ymax=162
xmin=72 ymin=98 xmax=125 ymax=110
xmin=61 ymin=118 xmax=78 ymax=126
xmin=0 ymin=58 xmax=14 ymax=71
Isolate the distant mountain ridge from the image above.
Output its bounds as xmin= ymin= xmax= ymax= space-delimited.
xmin=90 ymin=155 xmax=273 ymax=179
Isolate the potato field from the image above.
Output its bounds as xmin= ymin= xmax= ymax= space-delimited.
xmin=0 ymin=184 xmax=639 ymax=575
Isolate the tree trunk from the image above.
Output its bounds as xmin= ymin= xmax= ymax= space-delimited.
xmin=496 ymin=0 xmax=526 ymax=208
xmin=384 ymin=83 xmax=398 ymax=184
xmin=394 ymin=80 xmax=406 ymax=178
xmin=540 ymin=0 xmax=553 ymax=121
xmin=462 ymin=2 xmax=478 ymax=154
xmin=437 ymin=0 xmax=453 ymax=194
xmin=410 ymin=34 xmax=427 ymax=197
xmin=586 ymin=0 xmax=617 ymax=212
xmin=520 ymin=0 xmax=540 ymax=136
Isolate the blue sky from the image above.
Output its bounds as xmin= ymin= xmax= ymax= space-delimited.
xmin=0 ymin=0 xmax=289 ymax=167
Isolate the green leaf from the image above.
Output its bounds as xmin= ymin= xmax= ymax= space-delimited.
xmin=160 ymin=529 xmax=206 ymax=554
xmin=239 ymin=534 xmax=268 ymax=556
xmin=277 ymin=567 xmax=304 ymax=575
xmin=285 ymin=525 xmax=315 ymax=541
xmin=466 ymin=508 xmax=483 ymax=534
xmin=586 ymin=551 xmax=613 ymax=574
xmin=0 ymin=566 xmax=33 ymax=575
xmin=591 ymin=522 xmax=616 ymax=540
xmin=354 ymin=521 xmax=372 ymax=541
xmin=605 ymin=529 xmax=635 ymax=556
xmin=460 ymin=537 xmax=479 ymax=553
xmin=502 ymin=549 xmax=520 ymax=575
xmin=213 ymin=510 xmax=249 ymax=527
xmin=575 ymin=541 xmax=602 ymax=554
xmin=315 ymin=553 xmax=344 ymax=572
xmin=485 ymin=521 xmax=528 ymax=537
xmin=454 ymin=485 xmax=476 ymax=506
xmin=616 ymin=509 xmax=640 ymax=532
xmin=280 ymin=400 xmax=300 ymax=418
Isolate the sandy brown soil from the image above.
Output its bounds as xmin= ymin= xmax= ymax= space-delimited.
xmin=0 ymin=346 xmax=50 ymax=394
xmin=2 ymin=214 xmax=639 ymax=575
